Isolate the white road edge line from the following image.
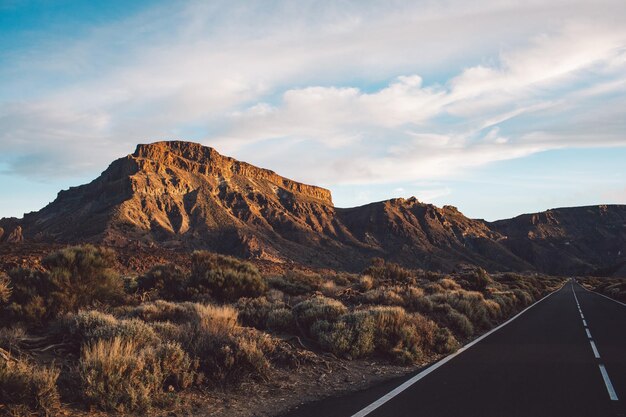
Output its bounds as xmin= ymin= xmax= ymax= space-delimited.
xmin=599 ymin=364 xmax=619 ymax=401
xmin=576 ymin=282 xmax=626 ymax=307
xmin=349 ymin=283 xmax=567 ymax=417
xmin=589 ymin=341 xmax=600 ymax=359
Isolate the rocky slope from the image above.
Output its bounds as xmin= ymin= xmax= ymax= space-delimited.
xmin=2 ymin=141 xmax=625 ymax=275
xmin=490 ymin=205 xmax=626 ymax=276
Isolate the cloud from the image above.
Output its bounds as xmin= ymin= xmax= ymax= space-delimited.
xmin=0 ymin=0 xmax=625 ymax=191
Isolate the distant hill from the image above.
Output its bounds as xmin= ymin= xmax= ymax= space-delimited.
xmin=1 ymin=141 xmax=624 ymax=276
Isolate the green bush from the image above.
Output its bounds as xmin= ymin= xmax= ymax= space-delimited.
xmin=0 ymin=355 xmax=60 ymax=416
xmin=188 ymin=251 xmax=267 ymax=301
xmin=137 ymin=264 xmax=188 ymax=301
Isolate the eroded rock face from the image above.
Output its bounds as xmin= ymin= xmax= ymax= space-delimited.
xmin=1 ymin=140 xmax=625 ymax=275
xmin=6 ymin=226 xmax=23 ymax=243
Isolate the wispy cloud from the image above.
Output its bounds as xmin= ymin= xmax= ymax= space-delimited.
xmin=0 ymin=0 xmax=625 ymax=201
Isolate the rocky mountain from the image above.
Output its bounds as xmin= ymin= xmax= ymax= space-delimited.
xmin=491 ymin=205 xmax=626 ymax=276
xmin=1 ymin=141 xmax=625 ymax=275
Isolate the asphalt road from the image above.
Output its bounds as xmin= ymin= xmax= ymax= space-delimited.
xmin=281 ymin=280 xmax=626 ymax=417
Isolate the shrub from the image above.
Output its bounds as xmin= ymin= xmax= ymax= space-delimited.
xmin=0 ymin=326 xmax=26 ymax=351
xmin=122 ymin=300 xmax=238 ymax=332
xmin=79 ymin=337 xmax=195 ymax=412
xmin=292 ymin=296 xmax=348 ymax=336
xmin=2 ymin=268 xmax=50 ymax=325
xmin=0 ymin=355 xmax=60 ymax=416
xmin=0 ymin=273 xmax=10 ymax=304
xmin=267 ymin=270 xmax=324 ymax=295
xmin=362 ymin=287 xmax=405 ymax=306
xmin=137 ymin=264 xmax=188 ymax=301
xmin=42 ymin=245 xmax=124 ymax=315
xmin=433 ymin=327 xmax=459 ymax=354
xmin=236 ymin=297 xmax=296 ymax=333
xmin=2 ymin=246 xmax=124 ymax=324
xmin=186 ymin=329 xmax=271 ymax=382
xmin=60 ymin=310 xmax=159 ymax=350
xmin=403 ymin=287 xmax=433 ymax=313
xmin=313 ymin=305 xmax=447 ymax=364
xmin=359 ymin=275 xmax=374 ymax=291
xmin=188 ymin=251 xmax=266 ymax=301
xmin=363 ymin=259 xmax=413 ymax=283
xmin=367 ymin=306 xmax=439 ymax=364
xmin=465 ymin=268 xmax=493 ymax=291
xmin=313 ymin=310 xmax=375 ymax=358
xmin=434 ymin=305 xmax=474 ymax=338
xmin=438 ymin=278 xmax=461 ymax=291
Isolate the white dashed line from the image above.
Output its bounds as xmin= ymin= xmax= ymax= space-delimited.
xmin=571 ymin=280 xmax=620 ymax=403
xmin=599 ymin=365 xmax=619 ymax=401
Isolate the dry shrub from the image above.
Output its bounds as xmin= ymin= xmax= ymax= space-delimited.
xmin=177 ymin=317 xmax=275 ymax=383
xmin=433 ymin=304 xmax=474 ymax=338
xmin=127 ymin=301 xmax=274 ymax=384
xmin=236 ymin=297 xmax=296 ymax=333
xmin=0 ymin=273 xmax=11 ymax=304
xmin=79 ymin=337 xmax=196 ymax=412
xmin=438 ymin=278 xmax=461 ymax=291
xmin=312 ymin=310 xmax=375 ymax=358
xmin=293 ymin=296 xmax=348 ymax=336
xmin=362 ymin=287 xmax=404 ymax=306
xmin=363 ymin=258 xmax=413 ymax=283
xmin=123 ymin=300 xmax=238 ymax=330
xmin=359 ymin=275 xmax=374 ymax=291
xmin=41 ymin=245 xmax=124 ymax=315
xmin=1 ymin=246 xmax=124 ymax=325
xmin=267 ymin=270 xmax=324 ymax=295
xmin=402 ymin=287 xmax=433 ymax=313
xmin=188 ymin=251 xmax=266 ymax=301
xmin=0 ymin=326 xmax=26 ymax=351
xmin=136 ymin=264 xmax=188 ymax=301
xmin=0 ymin=355 xmax=60 ymax=416
xmin=319 ymin=281 xmax=339 ymax=297
xmin=429 ymin=290 xmax=492 ymax=329
xmin=61 ymin=310 xmax=158 ymax=350
xmin=313 ymin=306 xmax=456 ymax=363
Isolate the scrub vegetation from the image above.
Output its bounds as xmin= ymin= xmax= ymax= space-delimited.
xmin=578 ymin=277 xmax=626 ymax=303
xmin=0 ymin=246 xmax=564 ymax=415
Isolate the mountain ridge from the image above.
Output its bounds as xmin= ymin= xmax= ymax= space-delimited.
xmin=1 ymin=141 xmax=625 ymax=276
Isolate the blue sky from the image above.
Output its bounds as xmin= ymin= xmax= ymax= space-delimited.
xmin=1 ymin=0 xmax=625 ymax=221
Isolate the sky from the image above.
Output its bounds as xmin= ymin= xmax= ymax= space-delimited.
xmin=1 ymin=0 xmax=626 ymax=221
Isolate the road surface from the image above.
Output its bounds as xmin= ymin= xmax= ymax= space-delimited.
xmin=281 ymin=280 xmax=626 ymax=417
